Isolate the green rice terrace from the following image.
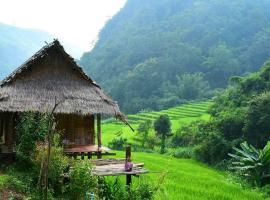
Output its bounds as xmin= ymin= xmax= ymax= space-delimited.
xmin=102 ymin=101 xmax=211 ymax=145
xmin=115 ymin=151 xmax=269 ymax=200
xmin=100 ymin=101 xmax=270 ymax=199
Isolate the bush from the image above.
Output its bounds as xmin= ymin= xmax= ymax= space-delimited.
xmin=34 ymin=142 xmax=69 ymax=196
xmin=229 ymin=141 xmax=270 ymax=187
xmin=66 ymin=160 xmax=97 ymax=200
xmin=108 ymin=137 xmax=128 ymax=150
xmin=194 ymin=132 xmax=232 ymax=165
xmin=171 ymin=147 xmax=194 ymax=159
xmin=171 ymin=121 xmax=203 ymax=147
xmin=97 ymin=177 xmax=154 ymax=200
xmin=16 ymin=112 xmax=49 ymax=167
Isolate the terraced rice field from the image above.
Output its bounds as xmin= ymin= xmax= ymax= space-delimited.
xmin=126 ymin=101 xmax=211 ymax=124
xmin=102 ymin=101 xmax=212 ymax=145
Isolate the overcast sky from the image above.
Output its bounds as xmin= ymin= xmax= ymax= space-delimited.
xmin=0 ymin=0 xmax=126 ymax=52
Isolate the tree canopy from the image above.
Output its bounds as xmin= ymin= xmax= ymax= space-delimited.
xmin=80 ymin=0 xmax=270 ymax=113
xmin=210 ymin=60 xmax=270 ymax=148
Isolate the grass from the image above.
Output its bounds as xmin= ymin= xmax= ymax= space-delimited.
xmin=101 ymin=101 xmax=269 ymax=199
xmin=109 ymin=151 xmax=269 ymax=200
xmin=102 ymin=101 xmax=212 ymax=146
xmin=0 ymin=174 xmax=8 ymax=188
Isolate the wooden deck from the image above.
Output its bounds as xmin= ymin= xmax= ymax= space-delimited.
xmin=91 ymin=158 xmax=148 ymax=176
xmin=64 ymin=145 xmax=111 ymax=153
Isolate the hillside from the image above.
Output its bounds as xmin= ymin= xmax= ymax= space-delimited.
xmin=0 ymin=23 xmax=83 ymax=81
xmin=80 ymin=0 xmax=270 ymax=113
xmin=0 ymin=23 xmax=54 ymax=80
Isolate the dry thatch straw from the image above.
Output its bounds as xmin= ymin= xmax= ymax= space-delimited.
xmin=0 ymin=40 xmax=126 ymax=121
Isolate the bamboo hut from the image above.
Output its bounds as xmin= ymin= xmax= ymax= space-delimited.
xmin=0 ymin=40 xmax=126 ymax=158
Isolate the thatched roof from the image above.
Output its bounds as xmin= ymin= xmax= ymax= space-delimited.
xmin=0 ymin=40 xmax=125 ymax=120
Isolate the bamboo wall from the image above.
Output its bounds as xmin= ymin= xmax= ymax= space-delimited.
xmin=0 ymin=112 xmax=95 ymax=154
xmin=56 ymin=114 xmax=95 ymax=147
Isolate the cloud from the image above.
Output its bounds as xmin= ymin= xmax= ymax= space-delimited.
xmin=0 ymin=0 xmax=126 ymax=51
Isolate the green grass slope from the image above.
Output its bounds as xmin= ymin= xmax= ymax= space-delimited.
xmin=102 ymin=101 xmax=212 ymax=145
xmin=1 ymin=153 xmax=267 ymax=199
xmin=114 ymin=151 xmax=268 ymax=200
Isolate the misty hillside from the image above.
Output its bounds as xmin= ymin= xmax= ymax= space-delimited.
xmin=80 ymin=0 xmax=270 ymax=113
xmin=0 ymin=23 xmax=83 ymax=81
xmin=0 ymin=23 xmax=55 ymax=80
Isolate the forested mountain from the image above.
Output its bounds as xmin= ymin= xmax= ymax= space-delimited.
xmin=80 ymin=0 xmax=270 ymax=113
xmin=0 ymin=23 xmax=82 ymax=81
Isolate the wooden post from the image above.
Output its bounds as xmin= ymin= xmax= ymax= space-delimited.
xmin=97 ymin=114 xmax=102 ymax=159
xmin=126 ymin=145 xmax=132 ymax=186
xmin=87 ymin=152 xmax=92 ymax=160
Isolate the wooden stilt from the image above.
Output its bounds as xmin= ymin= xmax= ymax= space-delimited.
xmin=97 ymin=114 xmax=101 ymax=148
xmin=97 ymin=114 xmax=102 ymax=159
xmin=88 ymin=152 xmax=92 ymax=159
xmin=81 ymin=152 xmax=85 ymax=160
xmin=97 ymin=151 xmax=102 ymax=159
xmin=126 ymin=174 xmax=132 ymax=186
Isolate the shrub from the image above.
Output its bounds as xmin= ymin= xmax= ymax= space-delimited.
xmin=16 ymin=112 xmax=49 ymax=167
xmin=194 ymin=132 xmax=232 ymax=165
xmin=108 ymin=137 xmax=128 ymax=150
xmin=97 ymin=177 xmax=154 ymax=200
xmin=144 ymin=135 xmax=159 ymax=151
xmin=213 ymin=108 xmax=246 ymax=141
xmin=34 ymin=142 xmax=69 ymax=196
xmin=171 ymin=121 xmax=202 ymax=147
xmin=66 ymin=160 xmax=97 ymax=200
xmin=171 ymin=147 xmax=194 ymax=159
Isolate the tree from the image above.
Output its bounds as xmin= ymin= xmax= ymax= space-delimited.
xmin=175 ymin=73 xmax=210 ymax=100
xmin=80 ymin=0 xmax=270 ymax=113
xmin=137 ymin=120 xmax=152 ymax=148
xmin=154 ymin=115 xmax=172 ymax=154
xmin=208 ymin=61 xmax=270 ymax=149
xmin=244 ymin=92 xmax=270 ymax=147
xmin=203 ymin=43 xmax=241 ymax=87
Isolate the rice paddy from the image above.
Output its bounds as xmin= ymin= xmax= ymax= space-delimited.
xmin=101 ymin=101 xmax=212 ymax=145
xmin=112 ymin=151 xmax=269 ymax=200
xmin=102 ymin=101 xmax=269 ymax=199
